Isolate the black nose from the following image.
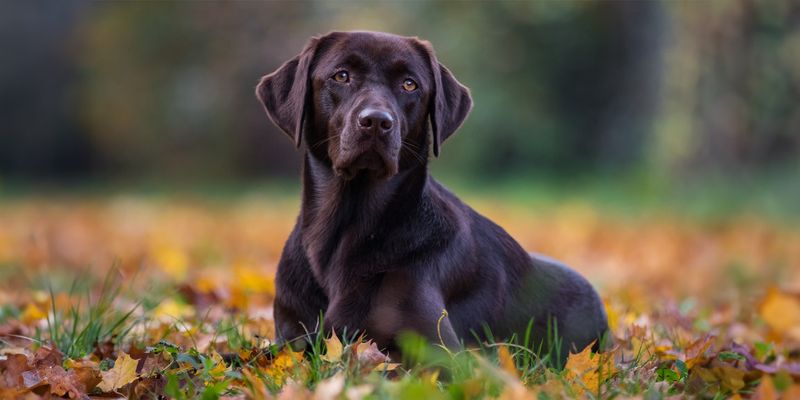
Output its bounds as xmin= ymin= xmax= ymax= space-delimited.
xmin=357 ymin=108 xmax=394 ymax=133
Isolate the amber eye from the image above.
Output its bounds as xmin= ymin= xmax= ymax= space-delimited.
xmin=402 ymin=78 xmax=418 ymax=92
xmin=333 ymin=70 xmax=349 ymax=83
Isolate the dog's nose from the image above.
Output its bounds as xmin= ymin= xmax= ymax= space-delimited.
xmin=357 ymin=108 xmax=394 ymax=133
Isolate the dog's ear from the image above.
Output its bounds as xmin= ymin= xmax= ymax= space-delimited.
xmin=419 ymin=40 xmax=472 ymax=157
xmin=256 ymin=38 xmax=319 ymax=148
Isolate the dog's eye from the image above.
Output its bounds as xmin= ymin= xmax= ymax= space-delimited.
xmin=402 ymin=78 xmax=418 ymax=92
xmin=333 ymin=70 xmax=350 ymax=83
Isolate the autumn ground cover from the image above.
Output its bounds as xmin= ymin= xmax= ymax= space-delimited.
xmin=0 ymin=188 xmax=799 ymax=399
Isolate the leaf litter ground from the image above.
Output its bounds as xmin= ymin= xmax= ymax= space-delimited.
xmin=0 ymin=196 xmax=799 ymax=399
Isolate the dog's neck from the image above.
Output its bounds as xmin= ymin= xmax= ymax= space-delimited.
xmin=299 ymin=152 xmax=428 ymax=271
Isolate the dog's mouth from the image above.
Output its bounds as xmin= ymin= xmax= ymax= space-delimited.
xmin=334 ymin=148 xmax=398 ymax=181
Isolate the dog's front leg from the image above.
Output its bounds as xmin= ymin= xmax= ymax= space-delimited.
xmin=323 ymin=291 xmax=374 ymax=340
xmin=365 ymin=278 xmax=461 ymax=350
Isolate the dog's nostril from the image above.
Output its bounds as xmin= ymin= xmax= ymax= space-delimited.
xmin=358 ymin=108 xmax=394 ymax=133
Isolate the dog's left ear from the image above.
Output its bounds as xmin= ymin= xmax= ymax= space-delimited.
xmin=418 ymin=40 xmax=473 ymax=157
xmin=256 ymin=38 xmax=320 ymax=148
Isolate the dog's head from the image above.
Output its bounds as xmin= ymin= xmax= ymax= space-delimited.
xmin=256 ymin=31 xmax=472 ymax=181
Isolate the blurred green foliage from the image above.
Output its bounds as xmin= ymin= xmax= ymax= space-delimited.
xmin=0 ymin=0 xmax=798 ymax=186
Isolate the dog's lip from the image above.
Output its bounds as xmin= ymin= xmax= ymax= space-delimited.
xmin=334 ymin=150 xmax=398 ymax=181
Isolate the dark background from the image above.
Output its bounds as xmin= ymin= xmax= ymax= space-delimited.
xmin=1 ymin=1 xmax=798 ymax=208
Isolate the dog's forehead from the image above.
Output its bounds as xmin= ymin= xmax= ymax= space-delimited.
xmin=318 ymin=32 xmax=428 ymax=74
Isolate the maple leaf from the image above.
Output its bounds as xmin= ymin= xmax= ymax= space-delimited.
xmin=564 ymin=341 xmax=617 ymax=397
xmin=263 ymin=347 xmax=305 ymax=386
xmin=97 ymin=352 xmax=139 ymax=392
xmin=321 ymin=330 xmax=343 ymax=363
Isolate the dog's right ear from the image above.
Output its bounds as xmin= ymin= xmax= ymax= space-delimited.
xmin=256 ymin=38 xmax=319 ymax=148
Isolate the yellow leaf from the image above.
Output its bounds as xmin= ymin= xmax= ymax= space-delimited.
xmin=371 ymin=362 xmax=401 ymax=372
xmin=20 ymin=303 xmax=46 ymax=324
xmin=603 ymin=299 xmax=619 ymax=333
xmin=208 ymin=351 xmax=227 ymax=377
xmin=263 ymin=347 xmax=305 ymax=386
xmin=759 ymin=287 xmax=800 ymax=339
xmin=152 ymin=244 xmax=189 ymax=281
xmin=98 ymin=353 xmax=139 ymax=392
xmin=497 ymin=346 xmax=518 ymax=378
xmin=321 ymin=330 xmax=343 ymax=363
xmin=421 ymin=369 xmax=440 ymax=385
xmin=233 ymin=264 xmax=275 ymax=294
xmin=152 ymin=298 xmax=194 ymax=321
xmin=564 ymin=342 xmax=616 ymax=397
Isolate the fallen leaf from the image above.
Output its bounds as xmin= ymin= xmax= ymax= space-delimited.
xmin=312 ymin=372 xmax=344 ymax=400
xmin=97 ymin=352 xmax=139 ymax=392
xmin=152 ymin=298 xmax=194 ymax=321
xmin=207 ymin=350 xmax=227 ymax=377
xmin=23 ymin=365 xmax=87 ymax=399
xmin=355 ymin=341 xmax=387 ymax=372
xmin=497 ymin=346 xmax=518 ymax=378
xmin=759 ymin=288 xmax=800 ymax=340
xmin=19 ymin=304 xmax=46 ymax=324
xmin=564 ymin=341 xmax=617 ymax=397
xmin=263 ymin=347 xmax=305 ymax=386
xmin=64 ymin=358 xmax=101 ymax=393
xmin=753 ymin=375 xmax=777 ymax=400
xmin=345 ymin=384 xmax=374 ymax=400
xmin=0 ymin=353 xmax=28 ymax=388
xmin=321 ymin=330 xmax=343 ymax=363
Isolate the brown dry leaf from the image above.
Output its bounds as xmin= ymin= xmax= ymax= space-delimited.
xmin=23 ymin=365 xmax=86 ymax=399
xmin=97 ymin=352 xmax=139 ymax=392
xmin=684 ymin=335 xmax=714 ymax=369
xmin=321 ymin=330 xmax=343 ymax=363
xmin=759 ymin=287 xmax=800 ymax=340
xmin=355 ymin=341 xmax=387 ymax=372
xmin=753 ymin=375 xmax=777 ymax=400
xmin=564 ymin=341 xmax=617 ymax=397
xmin=64 ymin=358 xmax=101 ymax=393
xmin=712 ymin=364 xmax=745 ymax=393
xmin=783 ymin=384 xmax=800 ymax=399
xmin=0 ymin=353 xmax=29 ymax=388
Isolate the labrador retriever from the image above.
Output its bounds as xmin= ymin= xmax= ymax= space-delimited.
xmin=256 ymin=31 xmax=608 ymax=362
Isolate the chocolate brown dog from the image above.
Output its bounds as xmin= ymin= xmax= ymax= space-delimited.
xmin=256 ymin=31 xmax=608 ymax=361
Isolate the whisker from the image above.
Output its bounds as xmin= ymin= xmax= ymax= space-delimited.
xmin=402 ymin=140 xmax=426 ymax=166
xmin=312 ymin=134 xmax=340 ymax=150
